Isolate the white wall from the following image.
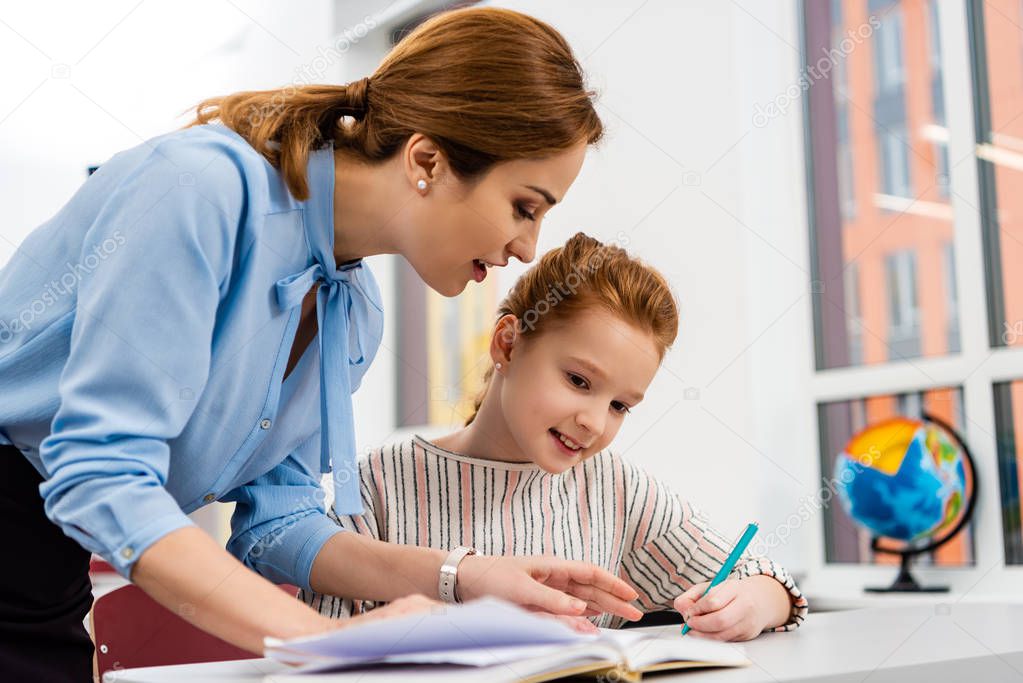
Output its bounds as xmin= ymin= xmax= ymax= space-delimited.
xmin=2 ymin=0 xmax=333 ymax=255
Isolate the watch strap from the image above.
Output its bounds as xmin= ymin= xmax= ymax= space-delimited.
xmin=438 ymin=546 xmax=477 ymax=603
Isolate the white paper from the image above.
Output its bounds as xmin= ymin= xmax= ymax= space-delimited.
xmin=265 ymin=598 xmax=582 ymax=667
xmin=265 ymin=599 xmax=749 ymax=678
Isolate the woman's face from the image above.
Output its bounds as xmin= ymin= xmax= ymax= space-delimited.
xmin=401 ymin=139 xmax=588 ymax=297
xmin=495 ymin=308 xmax=661 ymax=474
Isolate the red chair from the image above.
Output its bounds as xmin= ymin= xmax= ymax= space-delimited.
xmin=90 ymin=555 xmax=117 ymax=574
xmin=91 ymin=583 xmax=297 ymax=679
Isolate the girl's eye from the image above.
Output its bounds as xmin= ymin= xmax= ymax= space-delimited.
xmin=515 ymin=203 xmax=537 ymax=221
xmin=567 ymin=372 xmax=588 ymax=389
xmin=611 ymin=401 xmax=632 ymax=415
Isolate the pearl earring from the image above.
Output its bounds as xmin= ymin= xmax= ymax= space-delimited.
xmin=417 ymin=179 xmax=428 ymax=191
xmin=495 ymin=362 xmax=503 ymax=370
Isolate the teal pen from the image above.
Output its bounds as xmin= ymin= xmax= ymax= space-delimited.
xmin=680 ymin=522 xmax=759 ymax=636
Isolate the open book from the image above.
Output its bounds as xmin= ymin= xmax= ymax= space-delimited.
xmin=264 ymin=598 xmax=749 ymax=681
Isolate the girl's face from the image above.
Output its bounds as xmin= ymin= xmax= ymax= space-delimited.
xmin=495 ymin=308 xmax=662 ymax=474
xmin=401 ymin=138 xmax=588 ymax=297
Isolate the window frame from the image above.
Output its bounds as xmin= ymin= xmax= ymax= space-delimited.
xmin=801 ymin=0 xmax=1023 ymax=592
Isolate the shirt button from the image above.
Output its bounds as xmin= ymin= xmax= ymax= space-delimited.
xmin=203 ymin=493 xmax=215 ymax=504
xmin=120 ymin=547 xmax=134 ymax=560
xmin=259 ymin=418 xmax=272 ymax=430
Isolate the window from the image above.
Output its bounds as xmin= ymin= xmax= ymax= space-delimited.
xmin=878 ymin=126 xmax=912 ymax=199
xmin=871 ymin=3 xmax=906 ymax=94
xmin=844 ymin=263 xmax=863 ymax=365
xmin=884 ymin=249 xmax=920 ymax=360
xmin=971 ymin=1 xmax=1023 ymax=348
xmin=943 ymin=242 xmax=960 ymax=353
xmin=928 ymin=0 xmax=951 ymax=198
xmin=806 ymin=0 xmax=956 ymax=372
xmin=804 ymin=0 xmax=1023 ymax=577
xmin=993 ymin=380 xmax=1023 ymax=564
xmin=834 ymin=1 xmax=857 ymax=218
xmin=871 ymin=4 xmax=911 ymax=199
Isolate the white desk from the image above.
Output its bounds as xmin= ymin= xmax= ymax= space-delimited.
xmin=801 ymin=578 xmax=1023 ymax=613
xmin=107 ymin=602 xmax=1023 ymax=682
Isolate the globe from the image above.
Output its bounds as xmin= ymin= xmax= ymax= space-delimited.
xmin=833 ymin=414 xmax=977 ymax=592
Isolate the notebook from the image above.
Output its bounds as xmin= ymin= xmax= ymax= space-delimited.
xmin=264 ymin=597 xmax=749 ymax=681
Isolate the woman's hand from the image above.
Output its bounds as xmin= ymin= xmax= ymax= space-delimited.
xmin=537 ymin=613 xmax=601 ymax=634
xmin=271 ymin=594 xmax=442 ymax=666
xmin=673 ymin=575 xmax=792 ymax=641
xmin=332 ymin=594 xmax=599 ymax=634
xmin=455 ymin=555 xmax=643 ymax=623
xmin=342 ymin=594 xmax=442 ymax=626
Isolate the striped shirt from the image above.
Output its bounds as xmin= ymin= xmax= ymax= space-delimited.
xmin=300 ymin=435 xmax=808 ymax=631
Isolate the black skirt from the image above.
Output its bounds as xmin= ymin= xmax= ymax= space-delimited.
xmin=0 ymin=444 xmax=94 ymax=682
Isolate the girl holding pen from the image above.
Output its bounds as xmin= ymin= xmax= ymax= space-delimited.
xmin=304 ymin=233 xmax=809 ymax=640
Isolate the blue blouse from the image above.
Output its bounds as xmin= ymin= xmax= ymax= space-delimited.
xmin=0 ymin=124 xmax=383 ymax=589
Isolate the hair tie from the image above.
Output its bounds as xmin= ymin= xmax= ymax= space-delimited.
xmin=348 ymin=77 xmax=371 ymax=118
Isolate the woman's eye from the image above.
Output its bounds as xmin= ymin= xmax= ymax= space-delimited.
xmin=515 ymin=203 xmax=536 ymax=221
xmin=567 ymin=373 xmax=588 ymax=389
xmin=611 ymin=401 xmax=632 ymax=415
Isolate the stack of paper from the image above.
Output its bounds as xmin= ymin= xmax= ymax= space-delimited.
xmin=264 ymin=598 xmax=749 ymax=681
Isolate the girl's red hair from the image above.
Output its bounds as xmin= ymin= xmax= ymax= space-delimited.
xmin=466 ymin=232 xmax=679 ymax=425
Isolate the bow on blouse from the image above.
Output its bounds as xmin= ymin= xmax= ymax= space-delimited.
xmin=271 ymin=148 xmax=383 ymax=515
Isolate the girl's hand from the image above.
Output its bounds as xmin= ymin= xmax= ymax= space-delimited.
xmin=456 ymin=555 xmax=643 ymax=623
xmin=673 ymin=575 xmax=787 ymax=641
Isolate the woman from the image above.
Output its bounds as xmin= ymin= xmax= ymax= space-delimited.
xmin=0 ymin=8 xmax=642 ymax=682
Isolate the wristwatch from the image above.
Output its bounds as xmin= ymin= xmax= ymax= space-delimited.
xmin=438 ymin=546 xmax=477 ymax=603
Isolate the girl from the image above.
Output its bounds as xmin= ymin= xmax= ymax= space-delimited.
xmin=304 ymin=233 xmax=808 ymax=640
xmin=0 ymin=9 xmax=642 ymax=681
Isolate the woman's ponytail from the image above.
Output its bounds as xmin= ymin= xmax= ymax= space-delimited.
xmin=190 ymin=79 xmax=371 ymax=200
xmin=188 ymin=7 xmax=602 ymax=201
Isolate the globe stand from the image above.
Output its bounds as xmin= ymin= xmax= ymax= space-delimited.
xmin=864 ymin=552 xmax=948 ymax=593
xmin=862 ymin=412 xmax=977 ymax=594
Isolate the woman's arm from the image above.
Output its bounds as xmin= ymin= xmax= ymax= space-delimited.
xmin=236 ymin=441 xmax=642 ymax=623
xmin=309 ymin=531 xmax=644 ymax=622
xmin=133 ymin=527 xmax=444 ymax=654
xmin=132 ymin=527 xmax=331 ymax=654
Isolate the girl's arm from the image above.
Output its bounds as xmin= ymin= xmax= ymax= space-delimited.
xmin=673 ymin=574 xmax=796 ymax=640
xmin=618 ymin=458 xmax=807 ymax=638
xmin=301 ymin=461 xmax=383 ymax=618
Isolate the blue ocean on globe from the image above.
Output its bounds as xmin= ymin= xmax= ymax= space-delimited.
xmin=834 ymin=417 xmax=966 ymax=543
